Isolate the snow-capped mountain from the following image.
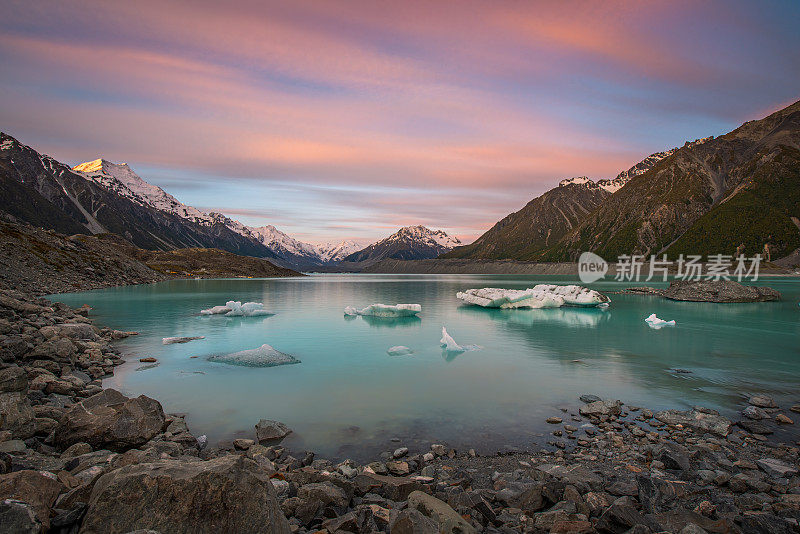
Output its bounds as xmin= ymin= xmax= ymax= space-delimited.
xmin=73 ymin=159 xmax=216 ymax=226
xmin=316 ymin=240 xmax=368 ymax=263
xmin=343 ymin=225 xmax=461 ymax=264
xmin=72 ymin=158 xmax=373 ymax=268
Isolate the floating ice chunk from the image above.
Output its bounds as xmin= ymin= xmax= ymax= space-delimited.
xmin=208 ymin=344 xmax=300 ymax=367
xmin=440 ymin=327 xmax=464 ymax=352
xmin=387 ymin=346 xmax=414 ymax=356
xmin=343 ymin=304 xmax=421 ymax=317
xmin=644 ymin=313 xmax=676 ymax=329
xmin=201 ymin=301 xmax=274 ymax=317
xmin=162 ymin=336 xmax=205 ymax=344
xmin=457 ymin=285 xmax=609 ymax=309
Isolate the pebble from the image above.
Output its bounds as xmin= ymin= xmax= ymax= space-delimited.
xmin=546 ymin=417 xmax=563 ymax=424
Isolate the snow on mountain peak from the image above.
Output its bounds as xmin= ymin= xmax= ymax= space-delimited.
xmin=390 ymin=225 xmax=461 ymax=248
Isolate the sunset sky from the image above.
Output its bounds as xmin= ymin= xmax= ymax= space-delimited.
xmin=1 ymin=1 xmax=798 ymax=245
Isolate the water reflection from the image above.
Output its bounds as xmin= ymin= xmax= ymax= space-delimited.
xmin=358 ymin=315 xmax=422 ymax=328
xmin=458 ymin=305 xmax=611 ymax=328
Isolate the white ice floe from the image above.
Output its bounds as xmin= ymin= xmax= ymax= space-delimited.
xmin=440 ymin=327 xmax=464 ymax=352
xmin=644 ymin=313 xmax=676 ymax=329
xmin=456 ymin=284 xmax=609 ymax=309
xmin=387 ymin=346 xmax=414 ymax=356
xmin=343 ymin=304 xmax=422 ymax=317
xmin=200 ymin=301 xmax=274 ymax=317
xmin=208 ymin=344 xmax=300 ymax=367
xmin=162 ymin=336 xmax=205 ymax=345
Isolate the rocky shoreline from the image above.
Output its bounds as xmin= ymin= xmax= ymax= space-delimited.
xmin=1 ymin=289 xmax=799 ymax=533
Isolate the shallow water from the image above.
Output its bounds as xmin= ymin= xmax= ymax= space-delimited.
xmin=51 ymin=275 xmax=800 ymax=459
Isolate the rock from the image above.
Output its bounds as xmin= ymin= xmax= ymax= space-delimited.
xmin=580 ymin=400 xmax=622 ymax=417
xmin=363 ymin=474 xmax=424 ymax=501
xmin=52 ymin=389 xmax=166 ymax=452
xmin=0 ymin=439 xmax=26 ymax=453
xmin=61 ymin=442 xmax=92 ymax=458
xmin=742 ymin=405 xmax=769 ymax=420
xmin=297 ymin=481 xmax=349 ymax=508
xmin=0 ymin=499 xmax=42 ymax=533
xmin=0 ymin=470 xmax=63 ymax=530
xmin=407 ymin=490 xmax=476 ymax=534
xmin=81 ymin=455 xmax=290 ymax=534
xmin=255 ymin=419 xmax=291 ymax=443
xmin=756 ymin=458 xmax=798 ymax=478
xmin=393 ymin=447 xmax=409 ymax=458
xmin=386 ymin=460 xmax=410 ymax=476
xmin=547 ymin=417 xmax=563 ymax=424
xmin=748 ymin=394 xmax=777 ymax=408
xmin=0 ymin=367 xmax=27 ymax=393
xmin=661 ymin=280 xmax=781 ymax=303
xmin=654 ymin=409 xmax=731 ymax=436
xmin=138 ymin=357 xmax=157 ymax=363
xmin=775 ymin=413 xmax=793 ymax=424
xmin=233 ymin=438 xmax=254 ymax=450
xmin=791 ymin=405 xmax=800 ymax=413
xmin=391 ymin=508 xmax=439 ymax=534
xmin=580 ymin=394 xmax=602 ymax=403
xmin=54 ymin=323 xmax=98 ymax=341
xmin=596 ymin=502 xmax=660 ymax=533
xmin=0 ymin=384 xmax=35 ymax=440
xmin=737 ymin=419 xmax=773 ymax=435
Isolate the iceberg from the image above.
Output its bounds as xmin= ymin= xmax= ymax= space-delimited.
xmin=645 ymin=313 xmax=676 ymax=329
xmin=162 ymin=336 xmax=205 ymax=344
xmin=387 ymin=345 xmax=414 ymax=356
xmin=456 ymin=284 xmax=609 ymax=309
xmin=200 ymin=301 xmax=275 ymax=317
xmin=343 ymin=304 xmax=421 ymax=317
xmin=440 ymin=327 xmax=464 ymax=352
xmin=208 ymin=344 xmax=300 ymax=367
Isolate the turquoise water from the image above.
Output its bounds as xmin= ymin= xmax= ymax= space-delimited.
xmin=51 ymin=275 xmax=800 ymax=459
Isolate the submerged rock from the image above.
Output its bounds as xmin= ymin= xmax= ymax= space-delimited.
xmin=344 ymin=303 xmax=421 ymax=317
xmin=80 ymin=456 xmax=290 ymax=534
xmin=162 ymin=336 xmax=205 ymax=345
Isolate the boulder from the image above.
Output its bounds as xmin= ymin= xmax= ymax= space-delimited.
xmin=255 ymin=419 xmax=291 ymax=443
xmin=0 ymin=470 xmax=64 ymax=530
xmin=0 ymin=499 xmax=42 ymax=533
xmin=756 ymin=458 xmax=798 ymax=478
xmin=391 ymin=508 xmax=439 ymax=534
xmin=52 ymin=389 xmax=165 ymax=452
xmin=654 ymin=409 xmax=731 ymax=436
xmin=579 ymin=400 xmax=622 ymax=418
xmin=53 ymin=323 xmax=98 ymax=341
xmin=407 ymin=490 xmax=477 ymax=534
xmin=748 ymin=394 xmax=777 ymax=408
xmin=0 ymin=368 xmax=35 ymax=439
xmin=81 ymin=455 xmax=290 ymax=534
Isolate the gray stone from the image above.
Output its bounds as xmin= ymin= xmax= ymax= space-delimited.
xmin=579 ymin=400 xmax=622 ymax=417
xmin=580 ymin=394 xmax=602 ymax=403
xmin=81 ymin=455 xmax=290 ymax=534
xmin=0 ymin=499 xmax=42 ymax=533
xmin=654 ymin=409 xmax=731 ymax=436
xmin=757 ymin=458 xmax=798 ymax=478
xmin=748 ymin=394 xmax=777 ymax=408
xmin=254 ymin=419 xmax=291 ymax=443
xmin=391 ymin=508 xmax=438 ymax=534
xmin=407 ymin=490 xmax=476 ymax=534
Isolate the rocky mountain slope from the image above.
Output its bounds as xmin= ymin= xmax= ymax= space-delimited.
xmin=0 ymin=134 xmax=277 ymax=259
xmin=343 ymin=225 xmax=460 ymax=265
xmin=446 ymin=100 xmax=800 ymax=262
xmin=0 ymin=215 xmax=297 ymax=295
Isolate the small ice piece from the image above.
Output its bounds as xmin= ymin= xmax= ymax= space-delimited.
xmin=387 ymin=346 xmax=414 ymax=356
xmin=457 ymin=285 xmax=609 ymax=309
xmin=162 ymin=336 xmax=205 ymax=344
xmin=208 ymin=344 xmax=300 ymax=367
xmin=644 ymin=313 xmax=676 ymax=329
xmin=201 ymin=301 xmax=274 ymax=317
xmin=343 ymin=304 xmax=421 ymax=317
xmin=440 ymin=327 xmax=465 ymax=352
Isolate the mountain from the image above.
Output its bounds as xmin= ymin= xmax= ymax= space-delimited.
xmin=443 ymin=99 xmax=800 ymax=264
xmin=343 ymin=225 xmax=461 ymax=264
xmin=316 ymin=240 xmax=367 ymax=263
xmin=0 ymin=133 xmax=276 ymax=258
xmin=443 ymin=180 xmax=610 ymax=260
xmin=442 ymin=142 xmax=703 ymax=261
xmin=550 ymin=100 xmax=800 ymax=261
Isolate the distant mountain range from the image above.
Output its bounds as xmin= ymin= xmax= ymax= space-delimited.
xmin=342 ymin=225 xmax=461 ymax=265
xmin=0 ymin=136 xmax=460 ymax=269
xmin=445 ymin=99 xmax=800 ymax=262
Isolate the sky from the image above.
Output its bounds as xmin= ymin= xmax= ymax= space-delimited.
xmin=1 ymin=1 xmax=798 ymax=245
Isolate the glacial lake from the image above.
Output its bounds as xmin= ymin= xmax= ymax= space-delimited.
xmin=51 ymin=275 xmax=800 ymax=459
